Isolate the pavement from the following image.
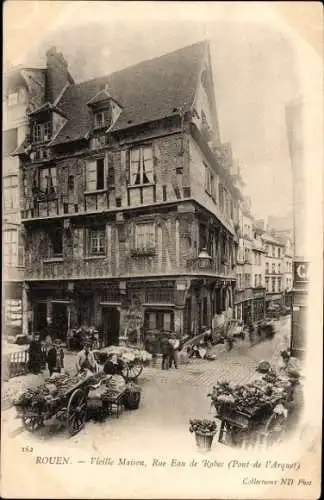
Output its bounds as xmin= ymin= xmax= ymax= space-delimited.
xmin=2 ymin=317 xmax=291 ymax=451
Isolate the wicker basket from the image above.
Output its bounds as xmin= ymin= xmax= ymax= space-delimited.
xmin=195 ymin=431 xmax=216 ymax=452
xmin=124 ymin=390 xmax=141 ymax=410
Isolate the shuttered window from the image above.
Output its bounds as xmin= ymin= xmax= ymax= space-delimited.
xmin=135 ymin=222 xmax=155 ymax=250
xmin=39 ymin=167 xmax=57 ymax=193
xmin=3 ymin=230 xmax=18 ymax=266
xmin=129 ymin=146 xmax=154 ymax=185
xmin=86 ymin=158 xmax=105 ymax=191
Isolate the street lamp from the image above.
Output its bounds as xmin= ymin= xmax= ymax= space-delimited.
xmin=196 ymin=248 xmax=212 ymax=270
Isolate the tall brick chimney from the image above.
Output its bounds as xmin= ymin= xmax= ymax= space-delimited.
xmin=46 ymin=47 xmax=71 ymax=103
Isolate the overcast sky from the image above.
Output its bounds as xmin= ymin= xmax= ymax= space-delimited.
xmin=6 ymin=2 xmax=320 ymax=223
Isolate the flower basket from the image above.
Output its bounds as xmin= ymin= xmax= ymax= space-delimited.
xmin=124 ymin=389 xmax=141 ymax=410
xmin=195 ymin=431 xmax=216 ymax=452
xmin=189 ymin=419 xmax=217 ymax=452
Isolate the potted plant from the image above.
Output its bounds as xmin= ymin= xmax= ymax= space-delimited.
xmin=189 ymin=419 xmax=217 ymax=452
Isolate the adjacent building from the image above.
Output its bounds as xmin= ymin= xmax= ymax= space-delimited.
xmin=15 ymin=43 xmax=242 ymax=345
xmin=3 ymin=65 xmax=37 ymax=336
xmin=263 ymin=231 xmax=285 ymax=311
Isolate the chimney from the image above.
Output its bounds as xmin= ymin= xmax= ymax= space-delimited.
xmin=46 ymin=47 xmax=71 ymax=103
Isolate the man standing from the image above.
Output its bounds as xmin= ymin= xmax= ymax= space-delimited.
xmin=76 ymin=340 xmax=97 ymax=374
xmin=28 ymin=334 xmax=43 ymax=374
xmin=161 ymin=334 xmax=172 ymax=370
xmin=169 ymin=334 xmax=180 ymax=369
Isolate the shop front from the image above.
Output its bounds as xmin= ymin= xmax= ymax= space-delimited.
xmin=252 ymin=288 xmax=266 ymax=322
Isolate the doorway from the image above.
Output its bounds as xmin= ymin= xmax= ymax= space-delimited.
xmin=102 ymin=307 xmax=120 ymax=346
xmin=52 ymin=302 xmax=68 ymax=341
xmin=33 ymin=302 xmax=47 ymax=336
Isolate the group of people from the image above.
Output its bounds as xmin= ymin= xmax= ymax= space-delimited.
xmin=28 ymin=334 xmax=65 ymax=377
xmin=160 ymin=333 xmax=181 ymax=370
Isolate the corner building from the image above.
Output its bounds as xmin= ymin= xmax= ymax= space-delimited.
xmin=18 ymin=43 xmax=240 ymax=345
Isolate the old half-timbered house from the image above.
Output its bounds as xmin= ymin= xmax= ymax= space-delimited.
xmin=17 ymin=42 xmax=241 ymax=345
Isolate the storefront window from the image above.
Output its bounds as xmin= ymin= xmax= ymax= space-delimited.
xmin=145 ymin=310 xmax=174 ymax=332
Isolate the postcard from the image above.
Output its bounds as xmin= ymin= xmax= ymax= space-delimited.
xmin=2 ymin=2 xmax=322 ymax=498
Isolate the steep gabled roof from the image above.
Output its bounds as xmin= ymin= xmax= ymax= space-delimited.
xmin=51 ymin=41 xmax=207 ymax=145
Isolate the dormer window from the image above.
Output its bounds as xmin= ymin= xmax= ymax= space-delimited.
xmin=94 ymin=109 xmax=111 ymax=129
xmin=32 ymin=121 xmax=52 ymax=144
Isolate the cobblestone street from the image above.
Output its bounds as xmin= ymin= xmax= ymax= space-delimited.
xmin=3 ymin=317 xmax=291 ymax=455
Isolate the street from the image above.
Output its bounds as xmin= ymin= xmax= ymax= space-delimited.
xmin=2 ymin=317 xmax=291 ymax=454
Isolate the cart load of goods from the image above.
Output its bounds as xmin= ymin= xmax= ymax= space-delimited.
xmin=101 ymin=345 xmax=152 ymax=366
xmin=208 ymin=375 xmax=291 ymax=420
xmin=13 ymin=372 xmax=105 ymax=412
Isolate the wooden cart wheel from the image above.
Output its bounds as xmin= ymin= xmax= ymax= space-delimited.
xmin=124 ymin=362 xmax=143 ymax=381
xmin=22 ymin=414 xmax=43 ymax=432
xmin=66 ymin=388 xmax=87 ymax=436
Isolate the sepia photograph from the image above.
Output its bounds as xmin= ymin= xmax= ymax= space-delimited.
xmin=2 ymin=2 xmax=323 ymax=498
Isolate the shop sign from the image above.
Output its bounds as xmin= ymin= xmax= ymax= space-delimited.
xmin=294 ymin=261 xmax=309 ymax=284
xmin=5 ymin=299 xmax=22 ymax=326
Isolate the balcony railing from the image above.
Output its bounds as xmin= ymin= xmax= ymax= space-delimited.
xmin=186 ymin=257 xmax=235 ymax=277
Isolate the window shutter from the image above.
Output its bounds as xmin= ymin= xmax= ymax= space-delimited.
xmin=86 ymin=160 xmax=97 ymax=191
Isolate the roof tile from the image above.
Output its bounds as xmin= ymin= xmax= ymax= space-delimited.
xmin=51 ymin=41 xmax=206 ymax=145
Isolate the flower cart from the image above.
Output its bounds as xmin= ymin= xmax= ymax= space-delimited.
xmin=209 ymin=377 xmax=290 ymax=449
xmin=13 ymin=372 xmax=107 ymax=436
xmin=93 ymin=345 xmax=152 ymax=381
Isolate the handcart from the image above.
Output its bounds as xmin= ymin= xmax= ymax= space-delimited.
xmin=14 ymin=373 xmax=106 ymax=436
xmin=215 ymin=400 xmax=286 ymax=449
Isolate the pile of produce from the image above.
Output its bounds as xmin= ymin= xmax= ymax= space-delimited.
xmin=189 ymin=419 xmax=217 ymax=435
xmin=208 ymin=379 xmax=287 ymax=416
xmin=102 ymin=346 xmax=152 ymax=365
xmin=13 ymin=372 xmax=104 ymax=409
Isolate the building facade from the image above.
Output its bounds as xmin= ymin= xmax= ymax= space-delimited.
xmin=16 ymin=43 xmax=241 ymax=345
xmin=3 ymin=65 xmax=37 ymax=336
xmin=251 ymin=227 xmax=266 ymax=321
xmin=263 ymin=232 xmax=285 ymax=311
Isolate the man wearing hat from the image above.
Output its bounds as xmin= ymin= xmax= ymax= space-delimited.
xmin=76 ymin=339 xmax=97 ymax=374
xmin=284 ymin=368 xmax=304 ymax=434
xmin=46 ymin=340 xmax=65 ymax=377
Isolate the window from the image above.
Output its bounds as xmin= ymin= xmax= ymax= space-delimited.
xmin=49 ymin=225 xmax=63 ymax=257
xmin=218 ymin=184 xmax=224 ymax=211
xmin=254 ymin=274 xmax=257 ymax=287
xmin=3 ymin=128 xmax=18 ymax=156
xmin=277 ymin=248 xmax=281 ymax=258
xmin=204 ymin=164 xmax=214 ymax=197
xmin=8 ymin=92 xmax=18 ymax=106
xmin=3 ymin=176 xmax=18 ymax=211
xmin=272 ymin=246 xmax=275 ymax=257
xmin=265 ymin=277 xmax=269 ymax=291
xmin=135 ymin=222 xmax=155 ymax=250
xmin=39 ymin=167 xmax=57 ymax=194
xmin=3 ymin=230 xmax=18 ymax=267
xmin=271 ymin=278 xmax=276 ymax=292
xmin=86 ymin=158 xmax=105 ymax=191
xmin=244 ymin=273 xmax=251 ymax=288
xmin=272 ymin=263 xmax=275 ymax=274
xmin=146 ymin=310 xmax=173 ymax=331
xmin=68 ymin=175 xmax=74 ymax=190
xmin=32 ymin=121 xmax=52 ymax=143
xmin=265 ymin=262 xmax=269 ymax=274
xmin=129 ymin=146 xmax=154 ymax=185
xmin=278 ymin=263 xmax=281 ymax=274
xmin=278 ymin=278 xmax=282 ymax=291
xmin=89 ymin=228 xmax=105 ymax=256
xmin=94 ymin=109 xmax=111 ymax=129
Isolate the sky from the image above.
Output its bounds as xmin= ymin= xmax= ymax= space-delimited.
xmin=4 ymin=2 xmax=321 ymax=223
